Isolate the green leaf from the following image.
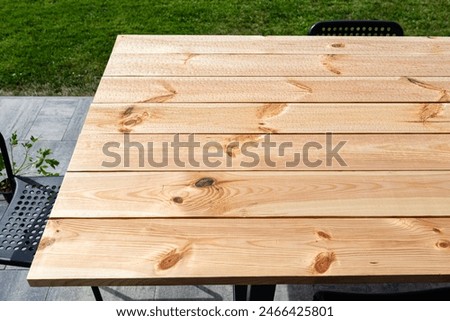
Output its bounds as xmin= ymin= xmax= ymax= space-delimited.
xmin=35 ymin=158 xmax=44 ymax=168
xmin=10 ymin=131 xmax=18 ymax=146
xmin=39 ymin=148 xmax=51 ymax=157
xmin=0 ymin=154 xmax=5 ymax=171
xmin=38 ymin=166 xmax=51 ymax=176
xmin=0 ymin=178 xmax=12 ymax=192
xmin=2 ymin=130 xmax=59 ymax=178
xmin=45 ymin=159 xmax=60 ymax=169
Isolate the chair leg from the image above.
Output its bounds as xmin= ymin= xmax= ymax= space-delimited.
xmin=91 ymin=286 xmax=103 ymax=301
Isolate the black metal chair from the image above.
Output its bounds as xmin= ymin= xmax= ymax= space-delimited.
xmin=0 ymin=132 xmax=103 ymax=301
xmin=309 ymin=20 xmax=404 ymax=36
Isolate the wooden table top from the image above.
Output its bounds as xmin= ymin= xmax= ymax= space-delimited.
xmin=28 ymin=35 xmax=450 ymax=287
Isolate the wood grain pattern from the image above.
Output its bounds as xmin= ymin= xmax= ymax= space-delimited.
xmin=111 ymin=35 xmax=450 ymax=55
xmin=93 ymin=77 xmax=450 ymax=103
xmin=83 ymin=103 xmax=450 ymax=134
xmin=28 ymin=217 xmax=450 ymax=286
xmin=104 ymin=53 xmax=450 ymax=77
xmin=51 ymin=171 xmax=450 ymax=218
xmin=69 ymin=133 xmax=450 ymax=171
xmin=27 ymin=36 xmax=450 ymax=287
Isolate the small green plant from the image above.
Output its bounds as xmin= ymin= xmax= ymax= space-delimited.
xmin=0 ymin=131 xmax=60 ymax=193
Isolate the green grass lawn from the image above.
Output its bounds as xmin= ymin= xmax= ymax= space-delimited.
xmin=1 ymin=0 xmax=449 ymax=96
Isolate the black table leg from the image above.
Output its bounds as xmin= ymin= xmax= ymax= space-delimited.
xmin=234 ymin=285 xmax=248 ymax=300
xmin=91 ymin=286 xmax=103 ymax=301
xmin=234 ymin=285 xmax=276 ymax=301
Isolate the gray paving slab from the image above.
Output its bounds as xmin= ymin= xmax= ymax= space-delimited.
xmin=46 ymin=286 xmax=157 ymax=301
xmin=0 ymin=97 xmax=24 ymax=132
xmin=26 ymin=116 xmax=72 ymax=141
xmin=24 ymin=97 xmax=81 ymax=141
xmin=276 ymin=284 xmax=314 ymax=301
xmin=63 ymin=97 xmax=92 ymax=141
xmin=101 ymin=286 xmax=157 ymax=301
xmin=0 ymin=269 xmax=48 ymax=300
xmin=45 ymin=286 xmax=96 ymax=301
xmin=8 ymin=140 xmax=77 ymax=176
xmin=0 ymin=97 xmax=46 ymax=140
xmin=155 ymin=285 xmax=233 ymax=301
xmin=16 ymin=140 xmax=76 ymax=176
xmin=5 ymin=265 xmax=28 ymax=270
xmin=37 ymin=97 xmax=79 ymax=118
xmin=0 ymin=97 xmax=82 ymax=176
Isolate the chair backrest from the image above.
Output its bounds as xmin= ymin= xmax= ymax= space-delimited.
xmin=0 ymin=133 xmax=15 ymax=184
xmin=309 ymin=20 xmax=404 ymax=36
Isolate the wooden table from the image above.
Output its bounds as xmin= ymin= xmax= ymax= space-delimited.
xmin=28 ymin=36 xmax=450 ymax=298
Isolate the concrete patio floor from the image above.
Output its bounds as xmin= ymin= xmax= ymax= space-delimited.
xmin=1 ymin=96 xmax=449 ymax=301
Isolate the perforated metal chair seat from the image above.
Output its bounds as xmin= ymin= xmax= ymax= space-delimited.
xmin=0 ymin=132 xmax=102 ymax=300
xmin=0 ymin=175 xmax=63 ymax=267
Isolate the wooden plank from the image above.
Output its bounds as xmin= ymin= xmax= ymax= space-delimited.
xmin=93 ymin=77 xmax=450 ymax=103
xmin=28 ymin=217 xmax=450 ymax=286
xmin=51 ymin=171 xmax=450 ymax=218
xmin=69 ymin=133 xmax=450 ymax=171
xmin=104 ymin=53 xmax=450 ymax=77
xmin=83 ymin=103 xmax=450 ymax=134
xmin=111 ymin=35 xmax=450 ymax=55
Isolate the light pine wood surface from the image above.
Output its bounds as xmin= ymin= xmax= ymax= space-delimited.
xmin=93 ymin=77 xmax=450 ymax=103
xmin=28 ymin=217 xmax=450 ymax=286
xmin=104 ymin=53 xmax=450 ymax=77
xmin=111 ymin=35 xmax=450 ymax=55
xmin=51 ymin=171 xmax=450 ymax=218
xmin=69 ymin=133 xmax=450 ymax=171
xmin=28 ymin=36 xmax=450 ymax=287
xmin=83 ymin=103 xmax=450 ymax=134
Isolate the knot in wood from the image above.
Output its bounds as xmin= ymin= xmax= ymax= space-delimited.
xmin=436 ymin=239 xmax=450 ymax=249
xmin=433 ymin=227 xmax=442 ymax=234
xmin=122 ymin=106 xmax=134 ymax=116
xmin=172 ymin=196 xmax=184 ymax=204
xmin=38 ymin=237 xmax=55 ymax=250
xmin=331 ymin=42 xmax=345 ymax=48
xmin=158 ymin=249 xmax=185 ymax=270
xmin=313 ymin=252 xmax=336 ymax=274
xmin=195 ymin=177 xmax=216 ymax=188
xmin=317 ymin=230 xmax=332 ymax=240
